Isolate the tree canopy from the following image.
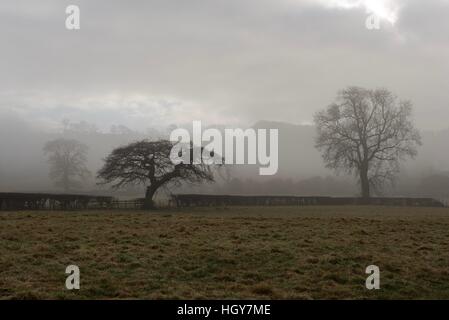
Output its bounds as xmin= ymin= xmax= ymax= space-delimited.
xmin=97 ymin=140 xmax=216 ymax=209
xmin=314 ymin=87 xmax=421 ymax=198
xmin=43 ymin=138 xmax=91 ymax=192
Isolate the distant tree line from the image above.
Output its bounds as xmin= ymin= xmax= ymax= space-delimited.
xmin=42 ymin=86 xmax=429 ymax=208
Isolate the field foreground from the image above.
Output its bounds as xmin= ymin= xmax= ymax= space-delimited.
xmin=1 ymin=206 xmax=449 ymax=299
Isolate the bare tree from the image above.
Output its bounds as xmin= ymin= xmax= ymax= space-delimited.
xmin=97 ymin=140 xmax=217 ymax=209
xmin=314 ymin=87 xmax=421 ymax=198
xmin=43 ymin=138 xmax=91 ymax=192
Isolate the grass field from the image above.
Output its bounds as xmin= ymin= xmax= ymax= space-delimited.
xmin=1 ymin=206 xmax=449 ymax=300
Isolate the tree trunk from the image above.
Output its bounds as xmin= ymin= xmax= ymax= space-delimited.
xmin=63 ymin=171 xmax=69 ymax=193
xmin=360 ymin=165 xmax=370 ymax=201
xmin=143 ymin=186 xmax=157 ymax=210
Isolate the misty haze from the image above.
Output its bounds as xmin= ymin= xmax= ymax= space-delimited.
xmin=1 ymin=0 xmax=449 ymax=303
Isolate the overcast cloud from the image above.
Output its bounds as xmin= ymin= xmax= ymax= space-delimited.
xmin=1 ymin=0 xmax=448 ymax=131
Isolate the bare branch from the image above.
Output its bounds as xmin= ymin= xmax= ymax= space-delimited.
xmin=314 ymin=87 xmax=421 ymax=197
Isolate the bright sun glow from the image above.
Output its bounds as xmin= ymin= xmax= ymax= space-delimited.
xmin=317 ymin=0 xmax=399 ymax=25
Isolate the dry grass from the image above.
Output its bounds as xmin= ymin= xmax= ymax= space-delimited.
xmin=1 ymin=206 xmax=449 ymax=299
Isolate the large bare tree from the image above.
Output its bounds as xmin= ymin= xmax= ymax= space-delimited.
xmin=44 ymin=138 xmax=91 ymax=192
xmin=314 ymin=87 xmax=421 ymax=198
xmin=97 ymin=140 xmax=216 ymax=209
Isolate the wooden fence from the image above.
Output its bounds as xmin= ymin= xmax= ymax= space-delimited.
xmin=0 ymin=192 xmax=445 ymax=211
xmin=0 ymin=193 xmax=144 ymax=211
xmin=0 ymin=193 xmax=114 ymax=210
xmin=170 ymin=194 xmax=446 ymax=208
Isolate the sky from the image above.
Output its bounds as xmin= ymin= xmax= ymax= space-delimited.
xmin=1 ymin=0 xmax=448 ymax=132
